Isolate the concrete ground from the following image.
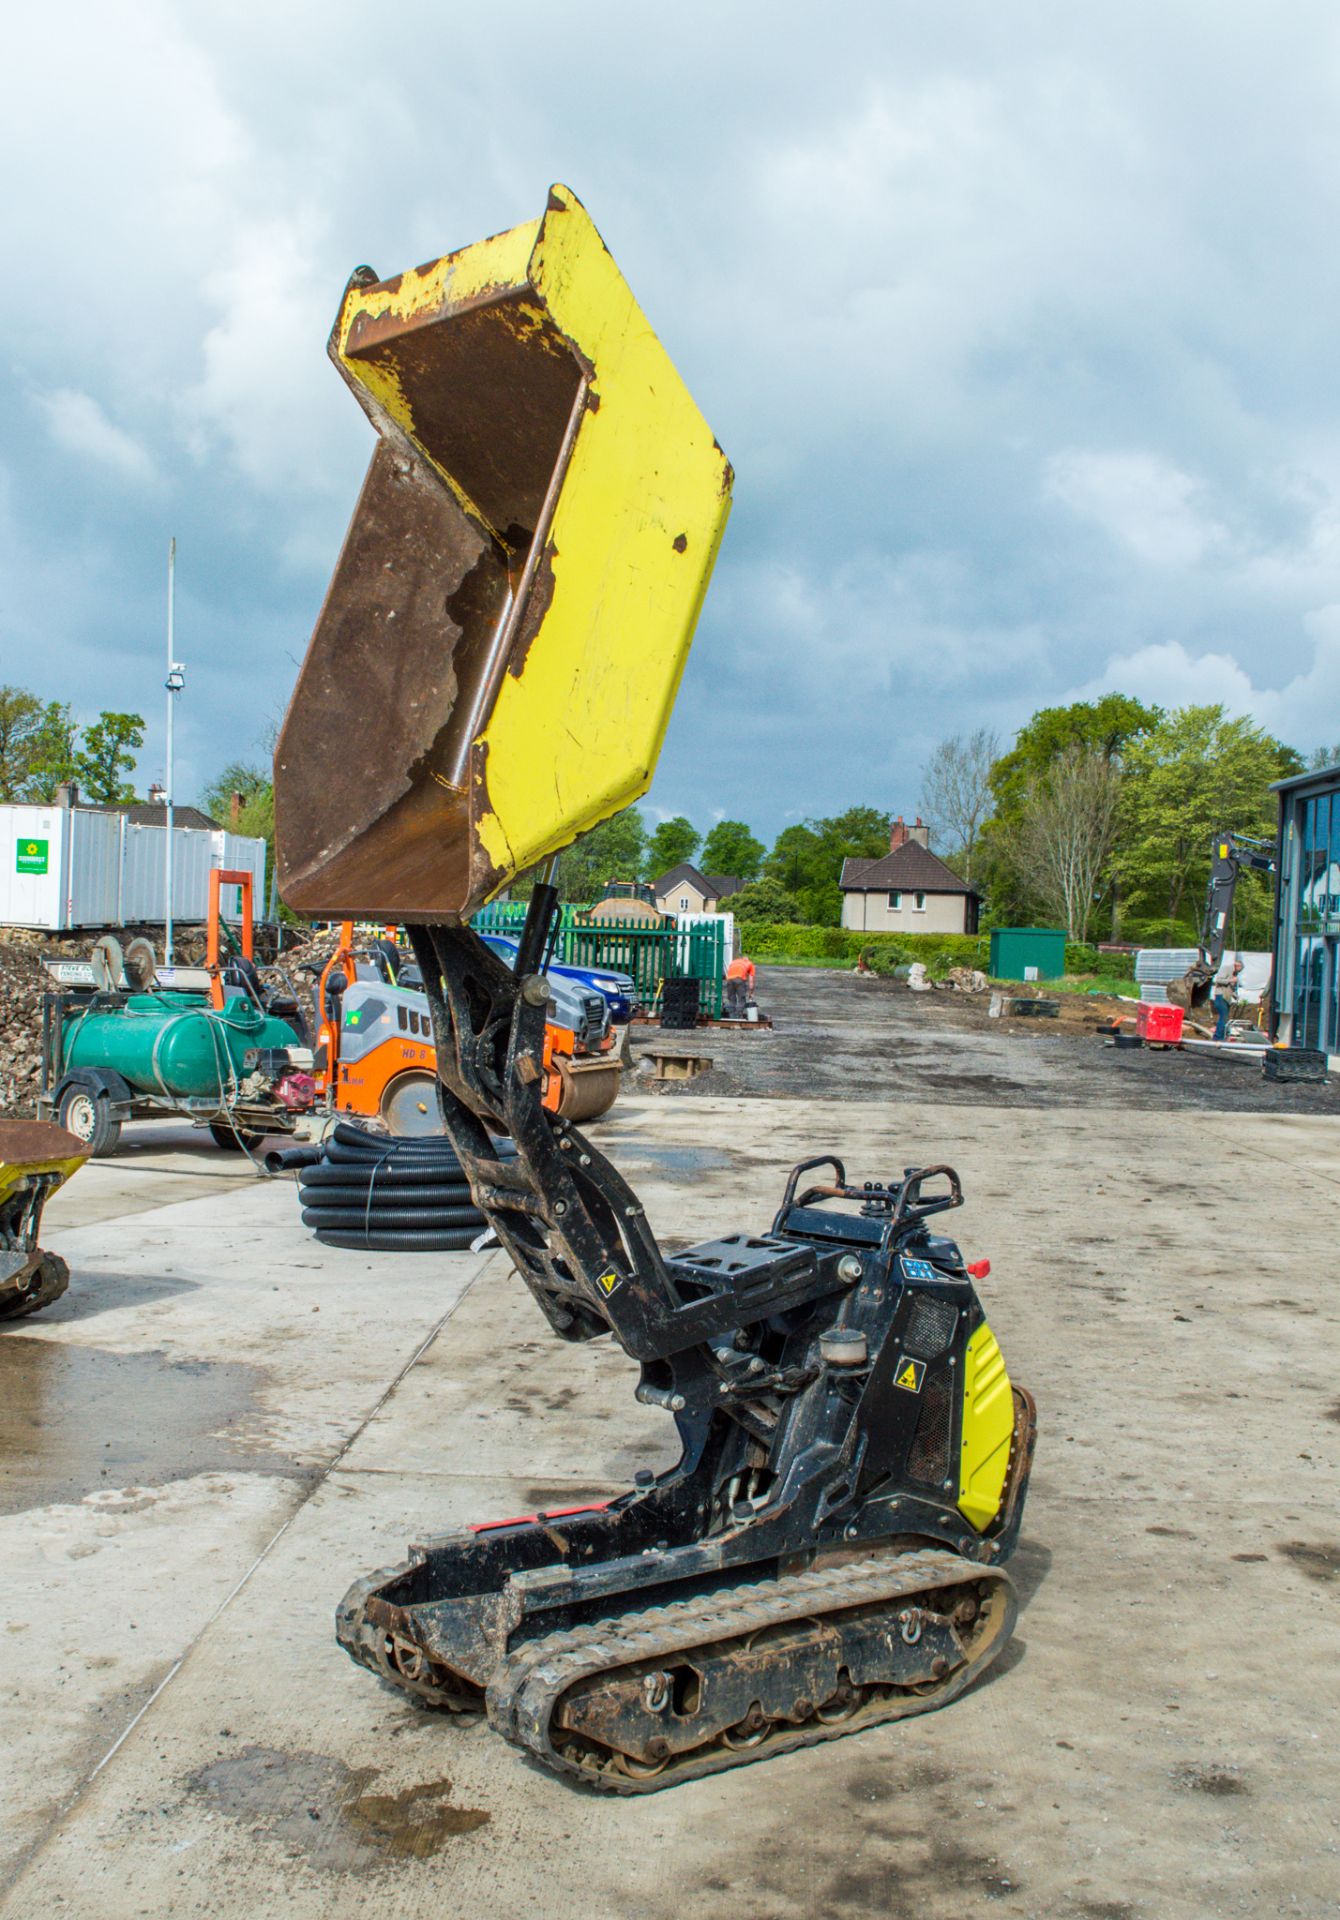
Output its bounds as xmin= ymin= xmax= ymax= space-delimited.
xmin=2 ymin=1002 xmax=1338 ymax=1916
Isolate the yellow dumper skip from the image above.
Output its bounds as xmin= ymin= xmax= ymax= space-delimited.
xmin=275 ymin=184 xmax=733 ymax=922
xmin=0 ymin=1119 xmax=88 ymax=1321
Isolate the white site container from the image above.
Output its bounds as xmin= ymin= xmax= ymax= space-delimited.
xmin=120 ymin=822 xmax=216 ymax=922
xmin=0 ymin=803 xmax=268 ymax=931
xmin=0 ymin=805 xmax=120 ymax=929
xmin=677 ymin=910 xmax=736 ymax=962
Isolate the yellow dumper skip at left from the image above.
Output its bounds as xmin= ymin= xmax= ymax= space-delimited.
xmin=0 ymin=1119 xmax=88 ymax=1321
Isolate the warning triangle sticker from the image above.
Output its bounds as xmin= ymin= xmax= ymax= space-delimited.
xmin=894 ymin=1356 xmax=926 ymax=1394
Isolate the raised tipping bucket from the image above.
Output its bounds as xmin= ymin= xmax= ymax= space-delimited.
xmin=275 ymin=184 xmax=733 ymax=922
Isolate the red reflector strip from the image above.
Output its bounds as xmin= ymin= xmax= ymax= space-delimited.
xmin=469 ymin=1499 xmax=611 ymax=1534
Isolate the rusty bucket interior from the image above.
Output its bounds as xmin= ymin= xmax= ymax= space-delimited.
xmin=275 ymin=184 xmax=732 ymax=923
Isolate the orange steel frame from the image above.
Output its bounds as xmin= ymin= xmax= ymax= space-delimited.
xmin=206 ymin=869 xmax=254 ymax=1011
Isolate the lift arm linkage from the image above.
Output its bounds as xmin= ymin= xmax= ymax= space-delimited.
xmin=407 ymin=896 xmax=852 ymax=1367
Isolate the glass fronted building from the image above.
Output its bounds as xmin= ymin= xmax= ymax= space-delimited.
xmin=1271 ymin=762 xmax=1340 ymax=1056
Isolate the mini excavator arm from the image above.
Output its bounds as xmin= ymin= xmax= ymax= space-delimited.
xmin=407 ymin=894 xmax=853 ymax=1365
xmin=1170 ymin=833 xmax=1277 ymax=1010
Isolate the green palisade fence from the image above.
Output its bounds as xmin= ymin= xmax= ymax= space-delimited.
xmin=472 ymin=903 xmax=726 ymax=1018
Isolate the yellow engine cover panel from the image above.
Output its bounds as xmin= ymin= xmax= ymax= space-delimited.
xmin=957 ymin=1322 xmax=1015 ymax=1532
xmin=274 ymin=184 xmax=733 ymax=922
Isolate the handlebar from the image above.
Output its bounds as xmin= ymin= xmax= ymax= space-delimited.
xmin=778 ymin=1156 xmax=963 ymax=1245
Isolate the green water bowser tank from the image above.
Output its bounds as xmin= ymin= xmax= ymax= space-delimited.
xmin=62 ymin=992 xmax=298 ymax=1099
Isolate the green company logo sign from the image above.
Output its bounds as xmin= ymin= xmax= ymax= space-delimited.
xmin=16 ymin=838 xmax=49 ymax=875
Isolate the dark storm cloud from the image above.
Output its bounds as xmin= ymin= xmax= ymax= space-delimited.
xmin=4 ymin=1 xmax=1340 ymax=835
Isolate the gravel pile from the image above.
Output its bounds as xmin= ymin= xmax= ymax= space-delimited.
xmin=258 ymin=926 xmax=338 ymax=1001
xmin=0 ymin=935 xmax=54 ymax=1115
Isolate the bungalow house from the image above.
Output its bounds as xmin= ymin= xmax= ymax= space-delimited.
xmin=839 ymin=816 xmax=980 ymax=935
xmin=651 ymin=864 xmax=745 ymax=916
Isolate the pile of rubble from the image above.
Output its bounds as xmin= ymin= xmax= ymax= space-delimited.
xmin=0 ymin=933 xmax=62 ymax=1116
xmin=907 ymin=963 xmax=990 ymax=994
xmin=259 ymin=925 xmax=338 ymax=998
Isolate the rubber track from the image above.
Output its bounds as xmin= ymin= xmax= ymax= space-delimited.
xmin=486 ymin=1548 xmax=1015 ymax=1792
xmin=0 ymin=1254 xmax=70 ymax=1322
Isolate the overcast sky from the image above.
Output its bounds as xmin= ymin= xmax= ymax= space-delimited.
xmin=5 ymin=2 xmax=1340 ymax=843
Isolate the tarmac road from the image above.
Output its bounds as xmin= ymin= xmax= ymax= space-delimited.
xmin=638 ymin=965 xmax=1340 ymax=1114
xmin=1 ymin=1013 xmax=1338 ymax=1917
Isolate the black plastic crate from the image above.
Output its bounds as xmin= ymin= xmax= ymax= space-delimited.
xmin=660 ymin=977 xmax=701 ymax=1030
xmin=1263 ymin=1047 xmax=1329 ymax=1083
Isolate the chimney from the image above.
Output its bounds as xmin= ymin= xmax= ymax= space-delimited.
xmin=889 ymin=815 xmax=908 ymax=852
xmin=231 ymin=790 xmax=243 ymax=825
xmin=910 ymin=815 xmax=930 ymax=848
xmin=148 ymin=782 xmax=166 ymax=806
xmin=55 ymin=780 xmax=79 ymax=810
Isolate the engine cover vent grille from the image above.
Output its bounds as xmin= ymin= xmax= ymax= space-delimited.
xmin=903 ymin=1294 xmax=958 ymax=1359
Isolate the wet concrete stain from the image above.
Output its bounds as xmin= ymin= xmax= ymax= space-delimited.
xmin=1172 ymin=1764 xmax=1249 ymax=1797
xmin=187 ymin=1745 xmax=488 ymax=1867
xmin=521 ymin=1484 xmax=613 ymax=1511
xmin=598 ymin=1136 xmax=734 ymax=1175
xmin=1277 ymin=1540 xmax=1339 ymax=1583
xmin=0 ymin=1339 xmax=296 ymax=1514
xmin=664 ymin=1757 xmax=1023 ymax=1919
xmin=344 ymin=1778 xmax=490 ymax=1852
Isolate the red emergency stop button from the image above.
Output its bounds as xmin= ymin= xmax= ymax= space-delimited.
xmin=966 ymin=1259 xmax=991 ymax=1279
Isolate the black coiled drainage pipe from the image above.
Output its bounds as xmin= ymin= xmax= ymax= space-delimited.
xmin=274 ymin=1120 xmax=512 ymax=1252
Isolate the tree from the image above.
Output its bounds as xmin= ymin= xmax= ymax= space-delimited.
xmin=558 ymin=806 xmax=647 ymax=903
xmin=0 ymin=688 xmax=81 ymax=802
xmin=919 ymin=728 xmax=998 ymax=882
xmin=199 ymin=759 xmax=271 ymax=826
xmin=1310 ymin=743 xmax=1340 ymax=771
xmin=0 ymin=688 xmax=43 ymax=802
xmin=989 ymin=694 xmax=1159 ymax=813
xmin=1013 ymin=744 xmax=1120 ymax=940
xmin=979 ymin=694 xmax=1159 ymax=933
xmin=700 ymin=819 xmax=765 ymax=882
xmin=764 ymin=806 xmax=891 ymax=926
xmin=74 ymin=711 xmax=145 ymax=804
xmin=647 ymin=815 xmax=700 ymax=876
xmin=1117 ymin=705 xmax=1292 ymax=943
xmin=24 ymin=702 xmax=79 ymax=801
xmin=729 ymin=875 xmax=803 ymax=924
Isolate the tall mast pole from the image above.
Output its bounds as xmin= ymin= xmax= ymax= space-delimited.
xmin=164 ymin=538 xmax=182 ymax=966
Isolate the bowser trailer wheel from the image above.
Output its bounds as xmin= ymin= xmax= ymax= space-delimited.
xmin=208 ymin=1121 xmax=266 ymax=1152
xmin=381 ymin=1072 xmax=443 ymax=1137
xmin=56 ymin=1084 xmax=121 ymax=1158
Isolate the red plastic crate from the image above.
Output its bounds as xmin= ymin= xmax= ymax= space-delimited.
xmin=1136 ymin=1001 xmax=1184 ymax=1044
